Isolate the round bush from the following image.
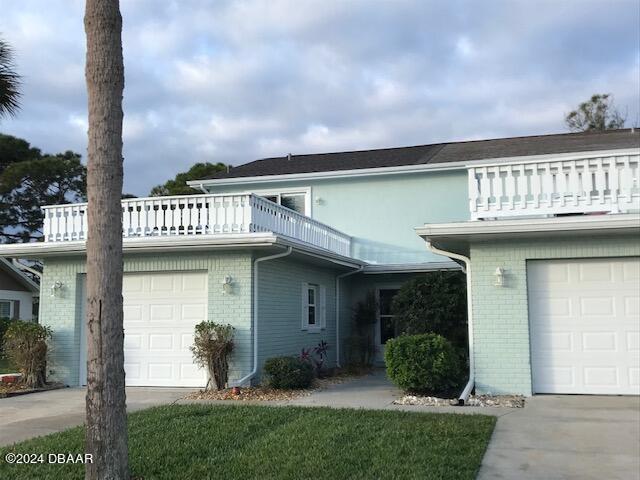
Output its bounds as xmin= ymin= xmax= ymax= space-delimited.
xmin=263 ymin=356 xmax=314 ymax=389
xmin=384 ymin=333 xmax=462 ymax=394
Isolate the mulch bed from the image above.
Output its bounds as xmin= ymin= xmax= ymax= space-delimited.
xmin=0 ymin=382 xmax=66 ymax=399
xmin=394 ymin=393 xmax=525 ymax=408
xmin=184 ymin=372 xmax=360 ymax=402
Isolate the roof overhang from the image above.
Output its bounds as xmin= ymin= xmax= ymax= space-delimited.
xmin=0 ymin=258 xmax=40 ymax=293
xmin=0 ymin=233 xmax=365 ymax=271
xmin=188 ymin=148 xmax=639 ymax=189
xmin=362 ymin=261 xmax=461 ymax=274
xmin=416 ymin=213 xmax=640 ymax=257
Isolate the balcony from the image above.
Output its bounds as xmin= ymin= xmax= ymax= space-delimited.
xmin=42 ymin=193 xmax=352 ymax=257
xmin=468 ymin=151 xmax=640 ymax=220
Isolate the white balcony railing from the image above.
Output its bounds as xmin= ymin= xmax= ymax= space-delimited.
xmin=42 ymin=194 xmax=352 ymax=257
xmin=469 ymin=152 xmax=640 ymax=220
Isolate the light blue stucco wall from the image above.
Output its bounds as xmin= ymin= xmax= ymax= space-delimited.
xmin=40 ymin=252 xmax=253 ymax=386
xmin=471 ymin=235 xmax=640 ymax=396
xmin=205 ymin=170 xmax=469 ymax=264
xmin=256 ymin=256 xmax=339 ymax=378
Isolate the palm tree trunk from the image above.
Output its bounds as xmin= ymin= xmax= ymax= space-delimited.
xmin=84 ymin=1 xmax=128 ymax=478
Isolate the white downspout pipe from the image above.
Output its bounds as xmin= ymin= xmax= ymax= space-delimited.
xmin=232 ymin=246 xmax=293 ymax=387
xmin=335 ymin=265 xmax=364 ymax=368
xmin=425 ymin=241 xmax=474 ymax=405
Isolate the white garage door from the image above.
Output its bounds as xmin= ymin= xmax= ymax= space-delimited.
xmin=528 ymin=258 xmax=640 ymax=395
xmin=81 ymin=272 xmax=208 ymax=387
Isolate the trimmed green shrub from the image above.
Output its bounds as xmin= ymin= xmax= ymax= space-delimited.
xmin=2 ymin=320 xmax=52 ymax=388
xmin=263 ymin=356 xmax=314 ymax=389
xmin=391 ymin=272 xmax=467 ymax=350
xmin=385 ymin=333 xmax=462 ymax=394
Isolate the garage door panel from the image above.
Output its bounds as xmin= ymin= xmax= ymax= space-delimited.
xmin=529 ymin=258 xmax=640 ymax=395
xmin=578 ymin=262 xmax=614 ymax=282
xmin=582 ymin=332 xmax=617 ymax=351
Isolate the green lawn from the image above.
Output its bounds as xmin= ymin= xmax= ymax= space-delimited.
xmin=0 ymin=405 xmax=495 ymax=480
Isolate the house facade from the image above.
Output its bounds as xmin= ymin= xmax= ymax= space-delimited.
xmin=0 ymin=258 xmax=39 ymax=321
xmin=0 ymin=129 xmax=638 ymax=397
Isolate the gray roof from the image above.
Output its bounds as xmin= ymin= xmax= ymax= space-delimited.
xmin=205 ymin=129 xmax=639 ymax=180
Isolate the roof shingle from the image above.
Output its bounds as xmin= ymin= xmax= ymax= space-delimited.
xmin=205 ymin=129 xmax=640 ymax=180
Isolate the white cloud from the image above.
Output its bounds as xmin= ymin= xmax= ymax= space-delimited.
xmin=0 ymin=0 xmax=637 ymax=195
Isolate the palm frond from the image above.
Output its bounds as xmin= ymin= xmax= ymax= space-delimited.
xmin=0 ymin=37 xmax=21 ymax=118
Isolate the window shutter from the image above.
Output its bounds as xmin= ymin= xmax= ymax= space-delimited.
xmin=301 ymin=282 xmax=309 ymax=330
xmin=319 ymin=285 xmax=327 ymax=329
xmin=13 ymin=300 xmax=20 ymax=320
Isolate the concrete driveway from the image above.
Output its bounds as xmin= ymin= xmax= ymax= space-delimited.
xmin=0 ymin=387 xmax=190 ymax=447
xmin=478 ymin=394 xmax=640 ymax=480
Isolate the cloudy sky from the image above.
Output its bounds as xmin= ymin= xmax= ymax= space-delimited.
xmin=1 ymin=0 xmax=638 ymax=195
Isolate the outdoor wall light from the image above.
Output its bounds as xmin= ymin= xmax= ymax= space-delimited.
xmin=222 ymin=275 xmax=234 ymax=295
xmin=50 ymin=281 xmax=65 ymax=297
xmin=314 ymin=197 xmax=324 ymax=205
xmin=494 ymin=267 xmax=505 ymax=287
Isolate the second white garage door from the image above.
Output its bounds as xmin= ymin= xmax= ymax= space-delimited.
xmin=80 ymin=271 xmax=208 ymax=387
xmin=528 ymin=258 xmax=640 ymax=395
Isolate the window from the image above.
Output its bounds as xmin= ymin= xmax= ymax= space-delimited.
xmin=378 ymin=289 xmax=400 ymax=344
xmin=0 ymin=300 xmax=12 ymax=319
xmin=307 ymin=285 xmax=317 ymax=326
xmin=256 ymin=189 xmax=310 ymax=215
xmin=302 ymin=283 xmax=326 ymax=331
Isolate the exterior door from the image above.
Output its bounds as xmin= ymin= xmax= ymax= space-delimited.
xmin=528 ymin=258 xmax=640 ymax=395
xmin=375 ymin=287 xmax=400 ymax=363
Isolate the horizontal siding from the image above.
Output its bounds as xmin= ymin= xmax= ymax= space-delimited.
xmin=257 ymin=257 xmax=339 ymax=379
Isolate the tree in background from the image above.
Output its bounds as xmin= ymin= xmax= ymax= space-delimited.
xmin=84 ymin=0 xmax=129 ymax=477
xmin=0 ymin=135 xmax=86 ymax=243
xmin=565 ymin=94 xmax=626 ymax=132
xmin=0 ymin=133 xmax=40 ymax=172
xmin=391 ymin=271 xmax=468 ymax=352
xmin=150 ymin=161 xmax=226 ymax=196
xmin=0 ymin=37 xmax=20 ymax=119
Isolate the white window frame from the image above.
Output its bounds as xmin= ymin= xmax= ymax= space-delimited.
xmin=301 ymin=282 xmax=326 ymax=332
xmin=251 ymin=187 xmax=312 ymax=216
xmin=0 ymin=300 xmax=14 ymax=319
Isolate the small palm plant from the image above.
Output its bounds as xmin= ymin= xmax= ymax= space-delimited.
xmin=0 ymin=37 xmax=21 ymax=118
xmin=190 ymin=321 xmax=235 ymax=390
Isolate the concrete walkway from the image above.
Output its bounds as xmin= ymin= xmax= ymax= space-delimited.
xmin=0 ymin=387 xmax=189 ymax=447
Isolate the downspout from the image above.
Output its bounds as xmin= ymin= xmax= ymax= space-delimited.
xmin=335 ymin=265 xmax=364 ymax=367
xmin=12 ymin=259 xmax=42 ymax=280
xmin=425 ymin=241 xmax=474 ymax=405
xmin=232 ymin=246 xmax=293 ymax=387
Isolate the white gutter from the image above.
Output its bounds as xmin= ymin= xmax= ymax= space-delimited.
xmin=11 ymin=259 xmax=42 ymax=281
xmin=335 ymin=266 xmax=364 ymax=367
xmin=425 ymin=241 xmax=475 ymax=405
xmin=232 ymin=246 xmax=293 ymax=387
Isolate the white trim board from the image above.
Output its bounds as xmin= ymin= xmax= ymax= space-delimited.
xmin=416 ymin=214 xmax=640 ymax=240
